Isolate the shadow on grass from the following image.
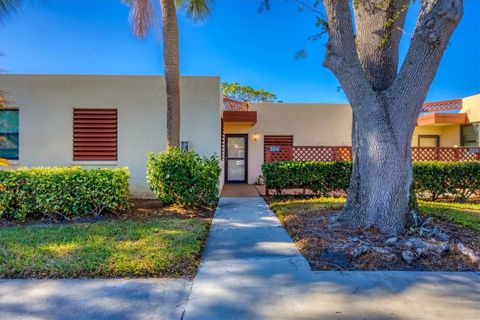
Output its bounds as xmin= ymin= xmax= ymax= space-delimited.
xmin=0 ymin=217 xmax=208 ymax=278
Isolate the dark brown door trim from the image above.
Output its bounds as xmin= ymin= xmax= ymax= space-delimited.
xmin=225 ymin=134 xmax=248 ymax=183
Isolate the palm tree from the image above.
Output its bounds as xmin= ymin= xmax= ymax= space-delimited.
xmin=0 ymin=0 xmax=20 ymax=18
xmin=126 ymin=0 xmax=212 ymax=147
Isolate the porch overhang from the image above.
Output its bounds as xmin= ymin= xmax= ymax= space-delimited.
xmin=223 ymin=110 xmax=257 ymax=125
xmin=417 ymin=113 xmax=468 ymax=126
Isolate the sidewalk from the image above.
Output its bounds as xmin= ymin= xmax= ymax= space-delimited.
xmin=183 ymin=193 xmax=480 ymax=320
xmin=0 ymin=279 xmax=191 ymax=320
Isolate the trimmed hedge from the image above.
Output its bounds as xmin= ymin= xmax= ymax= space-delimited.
xmin=262 ymin=161 xmax=351 ymax=196
xmin=0 ymin=167 xmax=130 ymax=220
xmin=147 ymin=147 xmax=221 ymax=207
xmin=262 ymin=161 xmax=480 ymax=200
xmin=414 ymin=162 xmax=480 ymax=201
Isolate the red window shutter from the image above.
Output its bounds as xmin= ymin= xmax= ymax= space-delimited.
xmin=73 ymin=109 xmax=118 ymax=161
xmin=264 ymin=135 xmax=293 ymax=162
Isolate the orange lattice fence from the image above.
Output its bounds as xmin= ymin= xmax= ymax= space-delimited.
xmin=293 ymin=146 xmax=352 ymax=161
xmin=265 ymin=146 xmax=293 ymax=162
xmin=265 ymin=146 xmax=480 ymax=163
xmin=412 ymin=147 xmax=480 ymax=161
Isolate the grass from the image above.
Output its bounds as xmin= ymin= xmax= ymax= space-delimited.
xmin=269 ymin=197 xmax=480 ymax=232
xmin=0 ymin=216 xmax=209 ymax=278
xmin=418 ymin=200 xmax=480 ymax=232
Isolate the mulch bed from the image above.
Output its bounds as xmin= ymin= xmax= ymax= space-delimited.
xmin=272 ymin=205 xmax=480 ymax=271
xmin=0 ymin=198 xmax=215 ymax=227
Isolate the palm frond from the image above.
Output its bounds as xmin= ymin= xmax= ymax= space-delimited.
xmin=0 ymin=158 xmax=11 ymax=166
xmin=0 ymin=0 xmax=20 ymax=16
xmin=126 ymin=0 xmax=153 ymax=38
xmin=175 ymin=0 xmax=213 ymax=22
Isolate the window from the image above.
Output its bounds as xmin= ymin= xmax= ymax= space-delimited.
xmin=418 ymin=135 xmax=439 ymax=147
xmin=73 ymin=109 xmax=118 ymax=161
xmin=0 ymin=109 xmax=19 ymax=160
xmin=461 ymin=124 xmax=479 ymax=147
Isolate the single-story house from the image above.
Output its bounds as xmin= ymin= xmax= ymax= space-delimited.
xmin=0 ymin=75 xmax=222 ymax=197
xmin=1 ymin=74 xmax=478 ymax=195
xmin=223 ymin=94 xmax=480 ymax=184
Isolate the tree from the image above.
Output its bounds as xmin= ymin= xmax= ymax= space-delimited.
xmin=126 ymin=0 xmax=213 ymax=147
xmin=265 ymin=0 xmax=463 ymax=236
xmin=0 ymin=0 xmax=20 ymax=18
xmin=222 ymin=82 xmax=277 ymax=102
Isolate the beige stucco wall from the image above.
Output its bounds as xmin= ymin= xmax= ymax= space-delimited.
xmin=461 ymin=94 xmax=480 ymax=123
xmin=224 ymin=102 xmax=352 ymax=184
xmin=0 ymin=74 xmax=222 ymax=197
xmin=412 ymin=125 xmax=461 ymax=147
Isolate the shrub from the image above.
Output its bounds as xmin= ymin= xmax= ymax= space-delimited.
xmin=262 ymin=161 xmax=351 ymax=195
xmin=262 ymin=160 xmax=480 ymax=200
xmin=146 ymin=147 xmax=220 ymax=207
xmin=0 ymin=167 xmax=130 ymax=220
xmin=414 ymin=161 xmax=480 ymax=201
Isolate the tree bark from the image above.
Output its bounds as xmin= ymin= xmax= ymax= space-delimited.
xmin=160 ymin=0 xmax=181 ymax=147
xmin=340 ymin=99 xmax=415 ymax=236
xmin=322 ymin=0 xmax=463 ymax=235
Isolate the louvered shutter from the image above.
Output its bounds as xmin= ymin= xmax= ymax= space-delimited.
xmin=73 ymin=109 xmax=118 ymax=161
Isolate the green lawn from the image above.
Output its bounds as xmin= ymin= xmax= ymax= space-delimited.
xmin=269 ymin=197 xmax=480 ymax=232
xmin=0 ymin=217 xmax=209 ymax=278
xmin=418 ymin=200 xmax=480 ymax=232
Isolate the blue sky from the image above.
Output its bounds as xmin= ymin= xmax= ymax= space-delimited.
xmin=0 ymin=0 xmax=478 ymax=103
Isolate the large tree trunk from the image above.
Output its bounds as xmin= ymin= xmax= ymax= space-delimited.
xmin=340 ymin=104 xmax=415 ymax=236
xmin=322 ymin=0 xmax=463 ymax=236
xmin=160 ymin=0 xmax=181 ymax=147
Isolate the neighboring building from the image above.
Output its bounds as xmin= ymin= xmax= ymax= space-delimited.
xmin=0 ymin=75 xmax=222 ymax=197
xmin=222 ymin=94 xmax=479 ymax=184
xmin=413 ymin=95 xmax=480 ymax=147
xmin=222 ymin=100 xmax=352 ymax=184
xmin=0 ymin=74 xmax=478 ymax=193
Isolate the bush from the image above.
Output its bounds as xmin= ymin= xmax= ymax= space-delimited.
xmin=414 ymin=161 xmax=480 ymax=201
xmin=262 ymin=160 xmax=480 ymax=200
xmin=146 ymin=147 xmax=220 ymax=207
xmin=0 ymin=167 xmax=130 ymax=220
xmin=262 ymin=161 xmax=351 ymax=196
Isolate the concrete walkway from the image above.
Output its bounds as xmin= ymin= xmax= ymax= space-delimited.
xmin=183 ymin=194 xmax=480 ymax=320
xmin=0 ymin=279 xmax=191 ymax=320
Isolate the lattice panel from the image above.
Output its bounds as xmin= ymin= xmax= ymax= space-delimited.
xmin=412 ymin=147 xmax=480 ymax=161
xmin=223 ymin=98 xmax=249 ymax=111
xmin=294 ymin=147 xmax=333 ymax=161
xmin=421 ymin=99 xmax=462 ymax=113
xmin=293 ymin=146 xmax=352 ymax=162
xmin=265 ymin=146 xmax=480 ymax=163
xmin=264 ymin=135 xmax=294 ymax=162
xmin=265 ymin=146 xmax=293 ymax=162
xmin=458 ymin=149 xmax=480 ymax=161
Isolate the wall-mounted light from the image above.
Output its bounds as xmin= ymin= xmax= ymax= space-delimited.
xmin=252 ymin=134 xmax=260 ymax=141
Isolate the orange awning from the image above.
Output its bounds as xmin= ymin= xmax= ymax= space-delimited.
xmin=417 ymin=113 xmax=468 ymax=126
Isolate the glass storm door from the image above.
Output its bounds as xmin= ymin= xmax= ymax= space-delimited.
xmin=225 ymin=134 xmax=248 ymax=183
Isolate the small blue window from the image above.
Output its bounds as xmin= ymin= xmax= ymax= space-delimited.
xmin=0 ymin=109 xmax=19 ymax=160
